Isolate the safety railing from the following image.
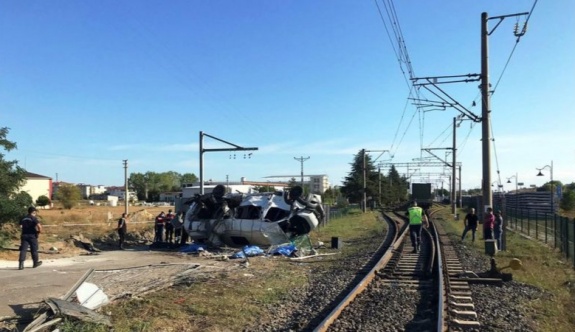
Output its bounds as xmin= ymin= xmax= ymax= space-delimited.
xmin=504 ymin=206 xmax=575 ymax=269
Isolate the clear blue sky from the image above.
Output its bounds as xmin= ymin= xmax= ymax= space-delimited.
xmin=1 ymin=0 xmax=573 ymax=191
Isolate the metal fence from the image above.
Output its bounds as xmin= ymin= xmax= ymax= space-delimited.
xmin=504 ymin=206 xmax=575 ymax=268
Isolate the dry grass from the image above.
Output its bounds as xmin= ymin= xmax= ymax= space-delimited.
xmin=437 ymin=206 xmax=575 ymax=332
xmin=0 ymin=205 xmax=171 ymax=260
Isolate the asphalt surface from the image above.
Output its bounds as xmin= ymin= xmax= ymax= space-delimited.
xmin=0 ymin=247 xmax=200 ymax=319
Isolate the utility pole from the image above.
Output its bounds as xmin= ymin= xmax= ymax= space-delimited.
xmin=123 ymin=159 xmax=128 ymax=215
xmin=294 ymin=156 xmax=310 ymax=188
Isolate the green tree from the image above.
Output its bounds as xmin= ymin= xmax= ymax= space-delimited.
xmin=36 ymin=195 xmax=51 ymax=208
xmin=322 ymin=187 xmax=336 ymax=205
xmin=181 ymin=173 xmax=198 ymax=186
xmin=386 ymin=165 xmax=408 ymax=205
xmin=537 ymin=181 xmax=563 ymax=192
xmin=565 ymin=182 xmax=575 ymax=192
xmin=0 ymin=127 xmax=31 ymax=224
xmin=560 ymin=190 xmax=575 ymax=211
xmin=340 ymin=150 xmax=379 ymax=204
xmin=158 ymin=171 xmax=181 ymax=192
xmin=56 ymin=184 xmax=81 ymax=209
xmin=129 ymin=172 xmax=148 ymax=201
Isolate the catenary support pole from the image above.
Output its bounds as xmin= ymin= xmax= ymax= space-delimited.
xmin=452 ymin=117 xmax=457 ymax=215
xmin=481 ymin=12 xmax=492 ymax=213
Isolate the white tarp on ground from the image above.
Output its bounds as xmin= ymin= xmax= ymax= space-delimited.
xmin=75 ymin=282 xmax=109 ymax=310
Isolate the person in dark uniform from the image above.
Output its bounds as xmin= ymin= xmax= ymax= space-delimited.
xmin=19 ymin=207 xmax=43 ymax=270
xmin=117 ymin=213 xmax=128 ymax=250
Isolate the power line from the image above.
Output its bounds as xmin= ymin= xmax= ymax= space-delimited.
xmin=492 ymin=0 xmax=538 ymax=96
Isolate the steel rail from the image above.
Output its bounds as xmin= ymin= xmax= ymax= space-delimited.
xmin=429 ymin=218 xmax=447 ymax=331
xmin=313 ymin=212 xmax=407 ymax=332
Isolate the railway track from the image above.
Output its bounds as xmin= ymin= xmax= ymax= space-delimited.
xmin=309 ymin=207 xmax=482 ymax=332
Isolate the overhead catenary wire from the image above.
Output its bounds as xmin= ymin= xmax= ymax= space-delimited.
xmin=491 ymin=0 xmax=538 ymax=96
xmin=482 ymin=1 xmax=538 ymax=189
xmin=374 ymin=0 xmax=427 ymax=159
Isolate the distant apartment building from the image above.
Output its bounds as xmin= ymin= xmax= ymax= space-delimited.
xmin=76 ymin=184 xmax=108 ymax=199
xmin=263 ymin=174 xmax=330 ymax=194
xmin=21 ymin=172 xmax=52 ymax=204
xmin=309 ymin=175 xmax=330 ymax=194
xmin=107 ymin=187 xmax=138 ymax=201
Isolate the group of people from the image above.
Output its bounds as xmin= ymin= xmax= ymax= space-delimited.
xmin=116 ymin=209 xmax=187 ymax=249
xmin=405 ymin=201 xmax=505 ymax=255
xmin=461 ymin=207 xmax=504 ymax=249
xmin=154 ymin=210 xmax=184 ymax=244
xmin=17 ymin=205 xmax=189 ymax=271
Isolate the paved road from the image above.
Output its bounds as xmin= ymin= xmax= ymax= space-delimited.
xmin=0 ymin=247 xmax=199 ymax=318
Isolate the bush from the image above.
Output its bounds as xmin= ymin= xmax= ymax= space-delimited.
xmin=36 ymin=195 xmax=51 ymax=208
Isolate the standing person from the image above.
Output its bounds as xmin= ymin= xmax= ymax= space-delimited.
xmin=154 ymin=212 xmax=165 ymax=243
xmin=18 ymin=207 xmax=43 ymax=270
xmin=117 ymin=213 xmax=128 ymax=250
xmin=164 ymin=209 xmax=175 ymax=243
xmin=180 ymin=211 xmax=189 ymax=245
xmin=483 ymin=207 xmax=495 ymax=240
xmin=494 ymin=210 xmax=504 ymax=250
xmin=407 ymin=201 xmax=429 ymax=253
xmin=461 ymin=208 xmax=479 ymax=242
xmin=173 ymin=211 xmax=184 ymax=244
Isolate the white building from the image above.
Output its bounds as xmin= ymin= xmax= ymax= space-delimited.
xmin=309 ymin=175 xmax=330 ymax=194
xmin=107 ymin=188 xmax=138 ymax=201
xmin=263 ymin=174 xmax=330 ymax=194
xmin=21 ymin=172 xmax=52 ymax=205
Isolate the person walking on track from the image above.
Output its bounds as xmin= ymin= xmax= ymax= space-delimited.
xmin=407 ymin=201 xmax=429 ymax=253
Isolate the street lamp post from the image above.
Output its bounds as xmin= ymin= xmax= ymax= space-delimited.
xmin=507 ymin=173 xmax=518 ymax=210
xmin=536 ymin=160 xmax=554 ymax=215
xmin=506 ymin=173 xmax=518 ymax=193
